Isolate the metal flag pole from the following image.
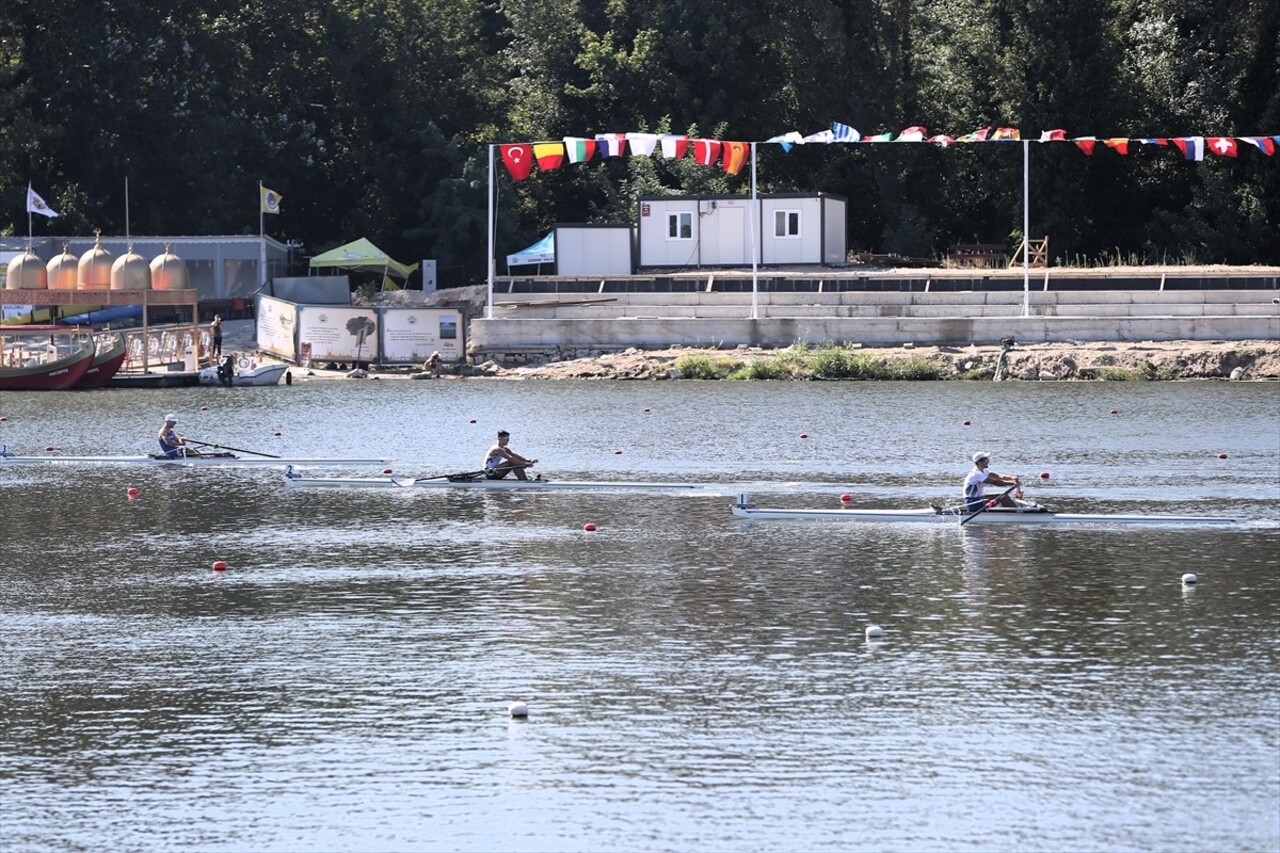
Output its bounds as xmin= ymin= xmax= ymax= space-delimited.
xmin=486 ymin=144 xmax=495 ymax=319
xmin=259 ymin=180 xmax=267 ymax=290
xmin=750 ymin=142 xmax=759 ymax=321
xmin=125 ymin=176 xmax=130 ymax=243
xmin=1022 ymin=140 xmax=1030 ymax=318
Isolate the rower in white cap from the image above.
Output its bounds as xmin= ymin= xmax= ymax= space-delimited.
xmin=157 ymin=413 xmax=200 ymax=458
xmin=963 ymin=451 xmax=1021 ymax=509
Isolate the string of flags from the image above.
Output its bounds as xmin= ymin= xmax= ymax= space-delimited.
xmin=498 ymin=125 xmax=1278 ymax=181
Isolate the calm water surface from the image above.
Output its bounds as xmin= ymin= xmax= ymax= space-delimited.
xmin=1 ymin=380 xmax=1278 ymax=852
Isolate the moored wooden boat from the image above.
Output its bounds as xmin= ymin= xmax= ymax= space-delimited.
xmin=74 ymin=332 xmax=128 ymax=388
xmin=0 ymin=325 xmax=96 ymax=390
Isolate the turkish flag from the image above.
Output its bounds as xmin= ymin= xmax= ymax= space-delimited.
xmin=500 ymin=144 xmax=533 ymax=180
xmin=1207 ymin=137 xmax=1238 ymax=157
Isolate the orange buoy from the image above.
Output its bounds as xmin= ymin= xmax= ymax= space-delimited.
xmin=1039 ymin=471 xmax=1050 ymax=480
xmin=212 ymin=560 xmax=228 ymax=571
xmin=840 ymin=494 xmax=853 ymax=503
xmin=44 ymin=445 xmax=55 ymax=451
xmin=583 ymin=522 xmax=597 ymax=532
xmin=1217 ymin=453 xmax=1228 ymax=459
xmin=126 ymin=486 xmax=140 ymax=498
xmin=799 ymin=433 xmax=808 ymax=439
xmin=1110 ymin=409 xmax=1119 ymax=415
xmin=382 ymin=467 xmax=393 ymax=474
xmin=963 ymin=420 xmax=971 ymax=426
xmin=272 ymin=430 xmax=282 ymax=437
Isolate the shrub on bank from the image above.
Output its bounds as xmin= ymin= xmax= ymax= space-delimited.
xmin=675 ymin=344 xmax=947 ymax=380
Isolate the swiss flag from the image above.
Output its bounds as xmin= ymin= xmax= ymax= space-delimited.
xmin=1207 ymin=137 xmax=1238 ymax=157
xmin=500 ymin=144 xmax=533 ymax=180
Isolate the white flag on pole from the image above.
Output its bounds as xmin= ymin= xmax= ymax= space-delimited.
xmin=27 ymin=185 xmax=59 ymax=217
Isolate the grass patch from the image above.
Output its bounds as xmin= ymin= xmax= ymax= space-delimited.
xmin=1092 ymin=366 xmax=1148 ymax=381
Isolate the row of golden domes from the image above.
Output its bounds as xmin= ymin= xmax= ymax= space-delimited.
xmin=5 ymin=235 xmax=188 ymax=291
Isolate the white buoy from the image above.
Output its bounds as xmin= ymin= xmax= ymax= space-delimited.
xmin=508 ymin=701 xmax=529 ymax=718
xmin=865 ymin=625 xmax=883 ymax=639
xmin=1181 ymin=573 xmax=1198 ymax=585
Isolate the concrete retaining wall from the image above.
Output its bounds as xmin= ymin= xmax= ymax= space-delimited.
xmin=470 ymin=288 xmax=1279 ymax=360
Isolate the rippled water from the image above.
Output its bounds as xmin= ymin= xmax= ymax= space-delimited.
xmin=1 ymin=380 xmax=1277 ymax=851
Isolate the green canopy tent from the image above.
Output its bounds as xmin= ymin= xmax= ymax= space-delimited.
xmin=308 ymin=238 xmax=416 ymax=290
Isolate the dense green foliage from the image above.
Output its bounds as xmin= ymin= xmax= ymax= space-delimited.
xmin=3 ymin=0 xmax=1277 ymax=275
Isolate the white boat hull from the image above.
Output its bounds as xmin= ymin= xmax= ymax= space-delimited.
xmin=730 ymin=500 xmax=1244 ymax=526
xmin=283 ymin=471 xmax=705 ymax=491
xmin=199 ymin=362 xmax=288 ymax=387
xmin=1 ymin=452 xmax=389 ymax=467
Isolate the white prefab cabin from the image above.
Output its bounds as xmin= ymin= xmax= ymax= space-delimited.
xmin=636 ymin=193 xmax=847 ymax=270
xmin=554 ymin=224 xmax=634 ymax=276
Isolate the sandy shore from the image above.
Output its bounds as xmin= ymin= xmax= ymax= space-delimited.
xmin=218 ymin=319 xmax=1280 ymax=381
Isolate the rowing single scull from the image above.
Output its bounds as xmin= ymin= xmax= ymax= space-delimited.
xmin=730 ymin=495 xmax=1244 ymax=525
xmin=0 ymin=450 xmax=390 ymax=467
xmin=283 ymin=467 xmax=706 ymax=491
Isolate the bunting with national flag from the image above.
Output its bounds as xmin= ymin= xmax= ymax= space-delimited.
xmin=895 ymin=127 xmax=927 ymax=142
xmin=692 ymin=139 xmax=722 ymax=166
xmin=1207 ymin=137 xmax=1238 ymax=157
xmin=1103 ymin=138 xmax=1130 ymax=155
xmin=658 ymin=134 xmax=689 ymax=159
xmin=721 ymin=142 xmax=749 ymax=176
xmin=500 ymin=144 xmax=533 ymax=180
xmin=1240 ymin=136 xmax=1276 ymax=156
xmin=1173 ymin=137 xmax=1205 ymax=161
xmin=1074 ymin=137 xmax=1098 ymax=156
xmin=627 ymin=133 xmax=659 ymax=156
xmin=831 ymin=122 xmax=860 ymax=142
xmin=595 ymin=133 xmax=627 ymax=157
xmin=533 ymin=142 xmax=565 ymax=171
xmin=563 ymin=137 xmax=597 ymax=163
xmin=990 ymin=127 xmax=1021 ymax=141
xmin=956 ymin=127 xmax=991 ymax=143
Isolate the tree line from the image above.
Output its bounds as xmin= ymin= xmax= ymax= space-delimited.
xmin=2 ymin=0 xmax=1277 ymax=278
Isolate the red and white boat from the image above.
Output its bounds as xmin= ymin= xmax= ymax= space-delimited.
xmin=75 ymin=331 xmax=128 ymax=388
xmin=0 ymin=325 xmax=96 ymax=391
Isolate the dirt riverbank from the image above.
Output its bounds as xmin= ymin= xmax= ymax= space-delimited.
xmin=219 ymin=316 xmax=1279 ymax=381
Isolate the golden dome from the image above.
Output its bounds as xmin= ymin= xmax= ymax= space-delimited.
xmin=149 ymin=243 xmax=189 ymax=291
xmin=77 ymin=233 xmax=114 ymax=290
xmin=110 ymin=244 xmax=151 ymax=291
xmin=46 ymin=243 xmax=79 ymax=290
xmin=5 ymin=249 xmax=48 ymax=290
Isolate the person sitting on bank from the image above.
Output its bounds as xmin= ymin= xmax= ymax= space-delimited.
xmin=426 ymin=351 xmax=443 ymax=378
xmin=158 ymin=414 xmax=199 ymax=458
xmin=484 ymin=430 xmax=537 ymax=480
xmin=963 ymin=451 xmax=1020 ymax=509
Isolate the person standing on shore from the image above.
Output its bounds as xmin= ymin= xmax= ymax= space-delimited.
xmin=484 ymin=430 xmax=537 ymax=480
xmin=963 ymin=451 xmax=1020 ymax=509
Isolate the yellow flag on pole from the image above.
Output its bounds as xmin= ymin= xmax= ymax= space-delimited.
xmin=261 ymin=186 xmax=283 ymax=214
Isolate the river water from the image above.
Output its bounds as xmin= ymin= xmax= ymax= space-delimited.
xmin=1 ymin=379 xmax=1277 ymax=852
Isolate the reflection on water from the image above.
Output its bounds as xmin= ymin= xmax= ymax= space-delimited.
xmin=1 ymin=382 xmax=1277 ymax=851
